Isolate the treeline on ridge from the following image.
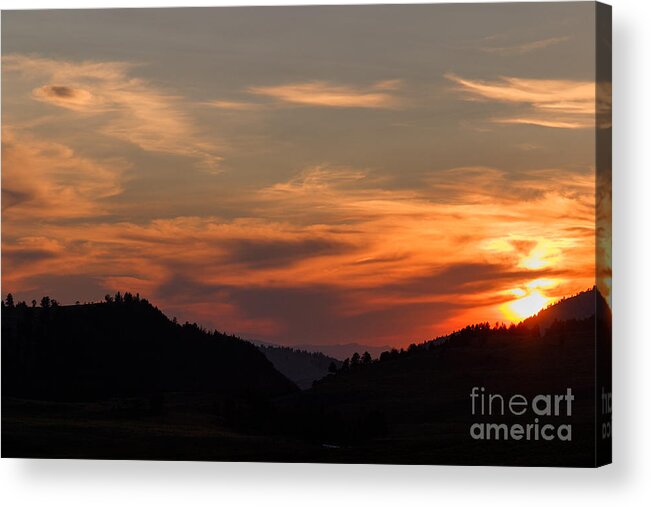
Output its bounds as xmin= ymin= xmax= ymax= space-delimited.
xmin=1 ymin=292 xmax=297 ymax=401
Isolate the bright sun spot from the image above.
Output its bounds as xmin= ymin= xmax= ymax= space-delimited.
xmin=499 ymin=279 xmax=560 ymax=322
xmin=500 ymin=290 xmax=550 ymax=321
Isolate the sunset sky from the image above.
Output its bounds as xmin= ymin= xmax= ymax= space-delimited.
xmin=2 ymin=4 xmax=604 ymax=348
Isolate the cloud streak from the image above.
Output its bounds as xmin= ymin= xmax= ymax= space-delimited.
xmin=206 ymin=100 xmax=266 ymax=111
xmin=480 ymin=36 xmax=570 ymax=56
xmin=247 ymin=80 xmax=402 ymax=109
xmin=446 ymin=73 xmax=595 ymax=129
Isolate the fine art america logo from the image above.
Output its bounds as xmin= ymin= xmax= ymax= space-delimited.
xmin=469 ymin=386 xmax=574 ymax=441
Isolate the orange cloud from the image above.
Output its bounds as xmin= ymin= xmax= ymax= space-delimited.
xmin=1 ymin=129 xmax=125 ymax=219
xmin=2 ymin=160 xmax=596 ymax=346
xmin=446 ymin=73 xmax=596 ymax=129
xmin=256 ymin=165 xmax=595 ymax=303
xmin=247 ymin=80 xmax=402 ymax=108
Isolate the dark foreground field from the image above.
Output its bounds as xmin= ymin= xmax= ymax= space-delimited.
xmin=2 ymin=395 xmax=323 ymax=462
xmin=2 ymin=397 xmax=595 ymax=466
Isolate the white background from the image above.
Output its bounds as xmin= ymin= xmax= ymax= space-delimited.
xmin=1 ymin=0 xmax=649 ymax=505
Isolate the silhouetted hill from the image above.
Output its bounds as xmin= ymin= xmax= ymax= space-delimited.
xmin=260 ymin=288 xmax=612 ymax=465
xmin=1 ymin=294 xmax=297 ymax=401
xmin=522 ymin=286 xmax=611 ymax=331
xmin=255 ymin=344 xmax=341 ymax=389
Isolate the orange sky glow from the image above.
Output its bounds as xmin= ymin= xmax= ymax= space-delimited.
xmin=1 ymin=5 xmax=605 ymax=348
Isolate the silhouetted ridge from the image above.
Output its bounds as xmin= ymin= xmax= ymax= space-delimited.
xmin=293 ymin=343 xmax=391 ymax=361
xmin=523 ymin=286 xmax=611 ymax=331
xmin=253 ymin=340 xmax=390 ymax=361
xmin=268 ymin=288 xmax=608 ymax=464
xmin=1 ymin=293 xmax=297 ymax=400
xmin=255 ymin=344 xmax=342 ymax=389
xmin=323 ymin=287 xmax=609 ymax=374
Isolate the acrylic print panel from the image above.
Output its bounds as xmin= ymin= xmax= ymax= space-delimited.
xmin=1 ymin=2 xmax=612 ymax=466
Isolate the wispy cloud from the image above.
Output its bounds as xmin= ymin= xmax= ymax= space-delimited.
xmin=247 ymin=80 xmax=402 ymax=109
xmin=205 ymin=100 xmax=266 ymax=111
xmin=446 ymin=73 xmax=595 ymax=129
xmin=4 ymin=54 xmax=223 ymax=171
xmin=480 ymin=36 xmax=570 ymax=56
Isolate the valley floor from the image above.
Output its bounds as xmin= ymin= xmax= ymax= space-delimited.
xmin=2 ymin=395 xmax=596 ymax=466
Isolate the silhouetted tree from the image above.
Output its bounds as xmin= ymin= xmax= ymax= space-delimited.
xmin=362 ymin=351 xmax=372 ymax=365
xmin=5 ymin=293 xmax=15 ymax=308
xmin=31 ymin=300 xmax=37 ymax=308
xmin=350 ymin=352 xmax=361 ymax=367
xmin=40 ymin=296 xmax=51 ymax=308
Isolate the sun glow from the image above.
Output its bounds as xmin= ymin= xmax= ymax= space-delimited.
xmin=499 ymin=279 xmax=560 ymax=322
xmin=500 ymin=290 xmax=550 ymax=321
xmin=521 ymin=242 xmax=560 ymax=270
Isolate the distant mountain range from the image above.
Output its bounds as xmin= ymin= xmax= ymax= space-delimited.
xmin=255 ymin=344 xmax=341 ymax=389
xmin=252 ymin=339 xmax=391 ymax=361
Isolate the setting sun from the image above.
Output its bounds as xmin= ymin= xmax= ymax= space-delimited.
xmin=500 ymin=289 xmax=552 ymax=322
